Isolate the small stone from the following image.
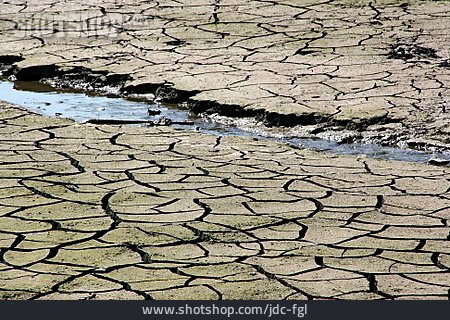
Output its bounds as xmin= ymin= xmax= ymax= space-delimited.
xmin=147 ymin=109 xmax=161 ymax=116
xmin=428 ymin=157 xmax=449 ymax=166
xmin=155 ymin=116 xmax=172 ymax=126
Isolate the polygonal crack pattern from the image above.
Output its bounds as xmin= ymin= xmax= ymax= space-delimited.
xmin=0 ymin=102 xmax=448 ymax=300
xmin=0 ymin=0 xmax=449 ymax=149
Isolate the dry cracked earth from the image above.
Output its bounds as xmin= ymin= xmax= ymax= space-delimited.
xmin=0 ymin=0 xmax=449 ymax=300
xmin=0 ymin=0 xmax=449 ymax=148
xmin=0 ymin=102 xmax=449 ymax=300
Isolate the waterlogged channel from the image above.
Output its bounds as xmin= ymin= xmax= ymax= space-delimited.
xmin=0 ymin=80 xmax=447 ymax=164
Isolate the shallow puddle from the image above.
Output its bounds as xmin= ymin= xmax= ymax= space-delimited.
xmin=0 ymin=81 xmax=191 ymax=124
xmin=0 ymin=80 xmax=446 ymax=164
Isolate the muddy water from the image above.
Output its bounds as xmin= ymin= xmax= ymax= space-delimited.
xmin=0 ymin=81 xmax=191 ymax=124
xmin=0 ymin=80 xmax=445 ymax=164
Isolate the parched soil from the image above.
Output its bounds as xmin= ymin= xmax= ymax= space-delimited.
xmin=0 ymin=0 xmax=449 ymax=300
xmin=0 ymin=101 xmax=449 ymax=300
xmin=0 ymin=0 xmax=449 ymax=149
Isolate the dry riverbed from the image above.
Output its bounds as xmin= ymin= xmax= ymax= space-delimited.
xmin=0 ymin=0 xmax=449 ymax=150
xmin=0 ymin=101 xmax=449 ymax=300
xmin=0 ymin=0 xmax=449 ymax=300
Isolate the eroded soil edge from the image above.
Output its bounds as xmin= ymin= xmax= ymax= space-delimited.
xmin=1 ymin=57 xmax=449 ymax=154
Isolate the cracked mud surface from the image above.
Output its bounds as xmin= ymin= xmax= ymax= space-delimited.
xmin=0 ymin=0 xmax=449 ymax=150
xmin=0 ymin=101 xmax=449 ymax=300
